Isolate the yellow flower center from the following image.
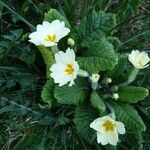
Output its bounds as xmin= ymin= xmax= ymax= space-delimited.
xmin=45 ymin=34 xmax=56 ymax=42
xmin=103 ymin=120 xmax=116 ymax=131
xmin=138 ymin=61 xmax=144 ymax=67
xmin=65 ymin=64 xmax=74 ymax=75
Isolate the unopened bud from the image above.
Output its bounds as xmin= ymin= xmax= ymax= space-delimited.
xmin=112 ymin=93 xmax=119 ymax=100
xmin=112 ymin=86 xmax=119 ymax=92
xmin=105 ymin=77 xmax=112 ymax=84
xmin=78 ymin=69 xmax=89 ymax=77
xmin=90 ymin=74 xmax=100 ymax=83
xmin=67 ymin=38 xmax=75 ymax=46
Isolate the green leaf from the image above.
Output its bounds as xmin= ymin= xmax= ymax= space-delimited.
xmin=105 ymin=145 xmax=117 ymax=150
xmin=107 ymin=54 xmax=128 ymax=78
xmin=90 ymin=91 xmax=106 ymax=113
xmin=118 ymin=86 xmax=149 ymax=103
xmin=107 ymin=37 xmax=122 ymax=51
xmin=129 ymin=0 xmax=139 ymax=15
xmin=38 ymin=46 xmax=54 ymax=78
xmin=44 ymin=9 xmax=70 ymax=28
xmin=110 ymin=102 xmax=146 ymax=132
xmin=41 ymin=78 xmax=56 ymax=107
xmin=78 ymin=38 xmax=118 ymax=74
xmin=54 ymin=78 xmax=88 ymax=105
xmin=126 ymin=132 xmax=144 ymax=150
xmin=82 ymin=10 xmax=116 ymax=38
xmin=74 ymin=106 xmax=98 ymax=143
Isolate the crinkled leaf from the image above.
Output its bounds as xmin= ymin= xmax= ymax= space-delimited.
xmin=54 ymin=78 xmax=89 ymax=105
xmin=90 ymin=10 xmax=116 ymax=34
xmin=107 ymin=54 xmax=128 ymax=78
xmin=74 ymin=106 xmax=97 ymax=143
xmin=78 ymin=38 xmax=118 ymax=74
xmin=90 ymin=91 xmax=106 ymax=113
xmin=118 ymin=86 xmax=149 ymax=103
xmin=41 ymin=78 xmax=56 ymax=107
xmin=110 ymin=102 xmax=146 ymax=132
xmin=81 ymin=10 xmax=116 ymax=39
xmin=44 ymin=9 xmax=70 ymax=28
xmin=107 ymin=36 xmax=122 ymax=51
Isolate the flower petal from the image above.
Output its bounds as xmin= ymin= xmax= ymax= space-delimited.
xmin=139 ymin=52 xmax=150 ymax=66
xmin=107 ymin=132 xmax=118 ymax=146
xmin=97 ymin=132 xmax=109 ymax=145
xmin=116 ymin=121 xmax=125 ymax=134
xmin=66 ymin=48 xmax=75 ymax=61
xmin=29 ymin=31 xmax=42 ymax=45
xmin=90 ymin=116 xmax=114 ymax=133
xmin=97 ymin=131 xmax=118 ymax=146
xmin=55 ymin=51 xmax=67 ymax=64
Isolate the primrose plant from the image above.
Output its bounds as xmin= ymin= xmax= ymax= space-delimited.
xmin=29 ymin=9 xmax=150 ymax=146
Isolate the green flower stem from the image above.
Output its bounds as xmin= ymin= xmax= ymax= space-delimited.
xmin=38 ymin=46 xmax=55 ymax=78
xmin=89 ymin=74 xmax=100 ymax=90
xmin=105 ymin=102 xmax=116 ymax=120
xmin=51 ymin=45 xmax=59 ymax=55
xmin=118 ymin=68 xmax=139 ymax=87
xmin=91 ymin=82 xmax=98 ymax=90
xmin=128 ymin=68 xmax=139 ymax=83
xmin=78 ymin=69 xmax=89 ymax=77
xmin=46 ymin=65 xmax=50 ymax=79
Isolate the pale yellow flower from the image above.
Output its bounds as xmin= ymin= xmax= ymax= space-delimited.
xmin=128 ymin=50 xmax=150 ymax=69
xmin=90 ymin=116 xmax=125 ymax=145
xmin=50 ymin=48 xmax=79 ymax=86
xmin=29 ymin=20 xmax=70 ymax=47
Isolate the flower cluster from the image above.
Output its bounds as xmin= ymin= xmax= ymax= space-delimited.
xmin=29 ymin=18 xmax=150 ymax=146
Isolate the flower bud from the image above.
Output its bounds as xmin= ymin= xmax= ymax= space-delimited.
xmin=90 ymin=74 xmax=100 ymax=83
xmin=105 ymin=77 xmax=112 ymax=84
xmin=67 ymin=38 xmax=75 ymax=46
xmin=112 ymin=93 xmax=119 ymax=100
xmin=78 ymin=69 xmax=89 ymax=77
xmin=112 ymin=86 xmax=118 ymax=92
xmin=90 ymin=74 xmax=100 ymax=90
